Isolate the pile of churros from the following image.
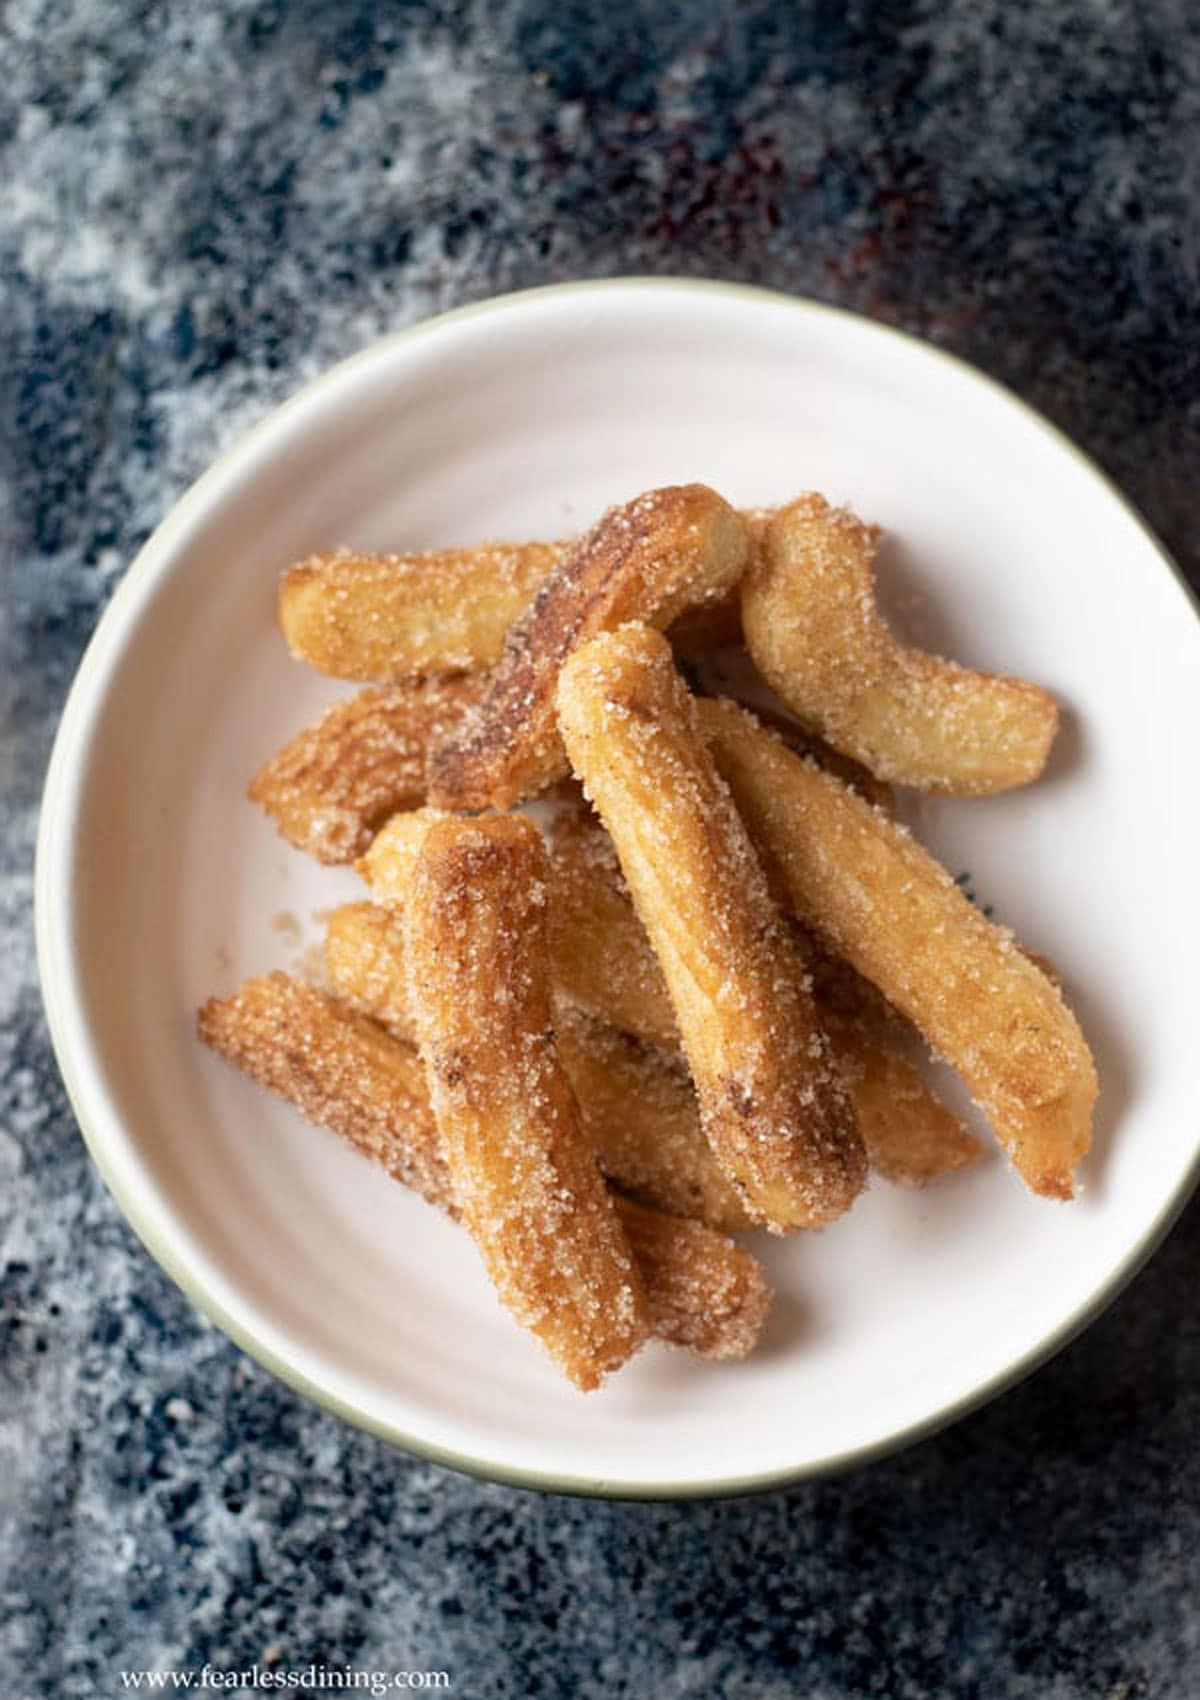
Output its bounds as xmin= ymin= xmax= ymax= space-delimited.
xmin=199 ymin=484 xmax=1098 ymax=1391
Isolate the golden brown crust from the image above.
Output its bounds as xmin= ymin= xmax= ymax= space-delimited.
xmin=741 ymin=496 xmax=1059 ymax=794
xmin=546 ymin=810 xmax=979 ymax=1187
xmin=279 ymin=543 xmax=563 ymax=681
xmin=730 ymin=700 xmax=896 ymax=814
xmin=199 ymin=971 xmax=770 ymax=1359
xmin=280 ymin=532 xmax=750 ymax=687
xmin=698 ymin=696 xmax=1096 ymax=1198
xmin=326 ymin=899 xmax=751 ymax=1232
xmin=828 ymin=1018 xmax=982 ymax=1184
xmin=613 ymin=1195 xmax=771 ymax=1360
xmin=546 ymin=811 xmax=680 ymax=1050
xmin=404 ymin=815 xmax=648 ymax=1390
xmin=356 ymin=806 xmax=448 ymax=902
xmin=555 ymin=1011 xmax=753 ymax=1231
xmin=556 ymin=624 xmax=867 ymax=1232
xmin=197 ymin=972 xmax=455 ymax=1208
xmin=325 ymin=900 xmax=413 ymax=1026
xmin=805 ymin=948 xmax=982 ymax=1184
xmin=428 ymin=486 xmax=750 ymax=812
xmin=247 ymin=680 xmax=481 ymax=864
xmin=680 ymin=651 xmax=896 ymax=811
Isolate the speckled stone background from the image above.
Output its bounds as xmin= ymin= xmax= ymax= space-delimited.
xmin=2 ymin=3 xmax=1198 ymax=1696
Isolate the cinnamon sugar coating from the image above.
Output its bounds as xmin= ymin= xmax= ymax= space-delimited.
xmin=742 ymin=495 xmax=1058 ymax=794
xmin=615 ymin=1196 xmax=770 ymax=1361
xmin=698 ymin=697 xmax=1096 ymax=1198
xmin=325 ymin=899 xmax=750 ymax=1232
xmin=197 ymin=972 xmax=455 ymax=1207
xmin=280 ymin=542 xmax=562 ymax=681
xmin=547 ymin=810 xmax=980 ymax=1187
xmin=248 ymin=679 xmax=480 ymax=864
xmin=403 ymin=815 xmax=648 ymax=1390
xmin=428 ymin=485 xmax=750 ymax=811
xmin=199 ymin=971 xmax=770 ymax=1362
xmin=556 ymin=623 xmax=867 ymax=1232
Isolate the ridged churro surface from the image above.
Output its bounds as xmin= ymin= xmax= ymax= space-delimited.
xmin=546 ymin=811 xmax=978 ymax=1187
xmin=404 ymin=815 xmax=648 ymax=1389
xmin=248 ymin=679 xmax=479 ymax=864
xmin=199 ymin=971 xmax=769 ymax=1359
xmin=556 ymin=624 xmax=867 ymax=1232
xmin=615 ymin=1196 xmax=771 ymax=1361
xmin=546 ymin=810 xmax=679 ymax=1050
xmin=197 ymin=972 xmax=454 ymax=1208
xmin=429 ymin=485 xmax=750 ymax=811
xmin=325 ymin=899 xmax=750 ymax=1231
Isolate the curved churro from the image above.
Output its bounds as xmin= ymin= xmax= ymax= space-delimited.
xmin=698 ymin=697 xmax=1096 ymax=1197
xmin=248 ymin=678 xmax=481 ymax=864
xmin=325 ymin=900 xmax=750 ymax=1231
xmin=428 ymin=486 xmax=750 ymax=812
xmin=199 ymin=973 xmax=770 ymax=1359
xmin=741 ymin=495 xmax=1059 ymax=793
xmin=404 ymin=815 xmax=648 ymax=1390
xmin=556 ymin=623 xmax=867 ymax=1232
xmin=280 ymin=542 xmax=563 ymax=681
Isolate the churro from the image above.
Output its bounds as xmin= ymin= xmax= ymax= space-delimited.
xmin=199 ymin=972 xmax=770 ymax=1359
xmin=555 ymin=1011 xmax=753 ymax=1230
xmin=280 ymin=542 xmax=746 ymax=688
xmin=362 ymin=812 xmax=975 ymax=1190
xmin=197 ymin=971 xmax=453 ymax=1207
xmin=404 ymin=814 xmax=648 ymax=1389
xmin=357 ymin=806 xmax=446 ymax=901
xmin=615 ymin=1197 xmax=769 ymax=1360
xmin=726 ymin=699 xmax=895 ymax=815
xmin=325 ymin=899 xmax=750 ymax=1231
xmin=741 ymin=495 xmax=1059 ymax=793
xmin=805 ymin=948 xmax=981 ymax=1185
xmin=556 ymin=623 xmax=867 ymax=1231
xmin=362 ymin=808 xmax=681 ymax=1051
xmin=248 ymin=678 xmax=480 ymax=864
xmin=280 ymin=542 xmax=562 ymax=681
xmin=698 ymin=696 xmax=1096 ymax=1197
xmin=428 ymin=485 xmax=750 ymax=811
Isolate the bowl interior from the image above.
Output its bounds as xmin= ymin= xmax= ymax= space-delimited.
xmin=40 ymin=283 xmax=1200 ymax=1492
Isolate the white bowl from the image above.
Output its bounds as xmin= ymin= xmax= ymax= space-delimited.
xmin=37 ymin=279 xmax=1200 ymax=1497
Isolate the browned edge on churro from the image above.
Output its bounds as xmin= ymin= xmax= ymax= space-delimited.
xmin=555 ymin=622 xmax=867 ymax=1232
xmin=198 ymin=972 xmax=772 ymax=1362
xmin=403 ymin=814 xmax=648 ymax=1389
xmin=428 ymin=485 xmax=750 ymax=812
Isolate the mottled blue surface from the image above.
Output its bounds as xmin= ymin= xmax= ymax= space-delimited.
xmin=2 ymin=3 xmax=1198 ymax=1697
